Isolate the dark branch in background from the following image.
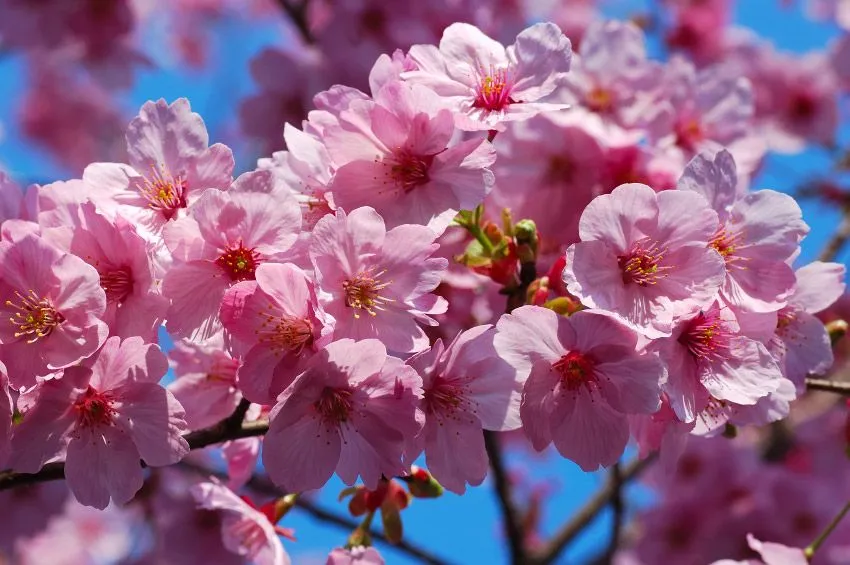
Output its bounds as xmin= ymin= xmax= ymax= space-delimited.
xmin=506 ymin=258 xmax=538 ymax=314
xmin=276 ymin=0 xmax=315 ymax=45
xmin=0 ymin=403 xmax=269 ymax=492
xmin=529 ymin=455 xmax=656 ymax=565
xmin=483 ymin=431 xmax=528 ymax=564
xmin=805 ymin=378 xmax=850 ymax=395
xmin=820 ymin=213 xmax=850 ymax=261
xmin=600 ymin=463 xmax=625 ymax=565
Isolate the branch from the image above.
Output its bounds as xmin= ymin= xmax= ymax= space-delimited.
xmin=600 ymin=463 xmax=625 ymax=565
xmin=805 ymin=377 xmax=850 ymax=395
xmin=276 ymin=0 xmax=315 ymax=45
xmin=0 ymin=403 xmax=269 ymax=492
xmin=483 ymin=431 xmax=528 ymax=564
xmin=529 ymin=455 xmax=656 ymax=565
xmin=820 ymin=213 xmax=850 ymax=261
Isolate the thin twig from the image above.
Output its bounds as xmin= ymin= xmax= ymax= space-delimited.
xmin=820 ymin=213 xmax=850 ymax=261
xmin=805 ymin=378 xmax=850 ymax=395
xmin=276 ymin=0 xmax=315 ymax=45
xmin=484 ymin=431 xmax=528 ymax=564
xmin=601 ymin=463 xmax=624 ymax=565
xmin=0 ymin=405 xmax=268 ymax=492
xmin=529 ymin=455 xmax=656 ymax=565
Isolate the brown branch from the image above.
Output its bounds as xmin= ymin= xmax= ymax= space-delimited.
xmin=276 ymin=0 xmax=315 ymax=45
xmin=529 ymin=455 xmax=656 ymax=565
xmin=484 ymin=431 xmax=528 ymax=564
xmin=0 ymin=403 xmax=268 ymax=492
xmin=820 ymin=213 xmax=850 ymax=261
xmin=805 ymin=377 xmax=850 ymax=395
xmin=600 ymin=463 xmax=625 ymax=565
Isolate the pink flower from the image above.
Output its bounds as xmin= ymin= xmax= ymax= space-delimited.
xmin=166 ymin=334 xmax=242 ymax=430
xmin=0 ymin=361 xmax=10 ymax=468
xmin=406 ymin=325 xmax=522 ymax=493
xmin=324 ymin=80 xmax=496 ymax=235
xmin=652 ymin=302 xmax=783 ymax=423
xmin=10 ymin=336 xmax=189 ymax=509
xmin=262 ymin=338 xmax=423 ymax=492
xmin=629 ymin=396 xmax=694 ymax=472
xmin=191 ymin=479 xmax=290 ymax=565
xmin=487 ymin=115 xmax=606 ymax=250
xmin=68 ymin=203 xmax=169 ymax=342
xmin=220 ymin=262 xmax=331 ymax=405
xmin=494 ymin=306 xmax=664 ymax=471
xmin=0 ymin=235 xmax=108 ymax=390
xmin=562 ymin=19 xmax=663 ymax=133
xmin=563 ymin=183 xmax=726 ymax=338
xmin=83 ymin=98 xmax=234 ymax=234
xmin=327 ymin=546 xmax=385 ymax=564
xmin=162 ymin=169 xmax=302 ymax=339
xmin=310 ymin=207 xmax=448 ymax=354
xmin=768 ymin=261 xmax=846 ymax=388
xmin=221 ymin=436 xmax=261 ymax=490
xmin=403 ymin=22 xmax=572 ymax=131
xmin=710 ymin=534 xmax=808 ymax=565
xmin=678 ymin=150 xmax=808 ymax=312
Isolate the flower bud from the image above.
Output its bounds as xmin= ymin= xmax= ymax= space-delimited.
xmin=403 ymin=466 xmax=445 ymax=499
xmin=827 ymin=319 xmax=848 ymax=346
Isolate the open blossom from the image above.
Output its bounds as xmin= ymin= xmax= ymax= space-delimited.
xmin=678 ymin=150 xmax=808 ymax=312
xmin=652 ymin=302 xmax=782 ymax=423
xmin=403 ymin=22 xmax=572 ymax=131
xmin=83 ymin=98 xmax=234 ymax=234
xmin=327 ymin=546 xmax=385 ymax=564
xmin=166 ymin=334 xmax=242 ymax=430
xmin=324 ymin=80 xmax=496 ymax=235
xmin=494 ymin=306 xmax=665 ymax=471
xmin=263 ymin=339 xmax=423 ymax=493
xmin=563 ymin=183 xmax=726 ymax=338
xmin=68 ymin=203 xmax=169 ymax=342
xmin=0 ymin=235 xmax=108 ymax=390
xmin=10 ymin=336 xmax=189 ymax=509
xmin=162 ymin=169 xmax=302 ymax=339
xmin=406 ymin=325 xmax=522 ymax=493
xmin=767 ymin=261 xmax=846 ymax=388
xmin=191 ymin=479 xmax=290 ymax=565
xmin=310 ymin=207 xmax=447 ymax=354
xmin=220 ymin=262 xmax=331 ymax=405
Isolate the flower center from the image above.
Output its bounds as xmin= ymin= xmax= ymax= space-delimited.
xmin=256 ymin=309 xmax=314 ymax=355
xmin=776 ymin=308 xmax=796 ymax=333
xmin=343 ymin=269 xmax=392 ymax=318
xmin=473 ymin=66 xmax=516 ymax=112
xmin=617 ymin=238 xmax=670 ymax=286
xmin=140 ymin=164 xmax=188 ymax=220
xmin=674 ymin=118 xmax=704 ymax=152
xmin=709 ymin=227 xmax=747 ymax=269
xmin=73 ymin=386 xmax=116 ymax=428
xmin=5 ymin=290 xmax=65 ymax=343
xmin=313 ymin=387 xmax=353 ymax=423
xmin=585 ymin=86 xmax=614 ymax=113
xmin=545 ymin=155 xmax=575 ymax=185
xmin=552 ymin=351 xmax=596 ymax=391
xmin=100 ymin=266 xmax=134 ymax=304
xmin=788 ymin=91 xmax=817 ymax=121
xmin=424 ymin=378 xmax=466 ymax=416
xmin=216 ymin=243 xmax=262 ymax=282
xmin=679 ymin=309 xmax=732 ymax=363
xmin=386 ymin=149 xmax=434 ymax=193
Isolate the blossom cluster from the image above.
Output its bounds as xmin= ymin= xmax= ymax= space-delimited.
xmin=0 ymin=7 xmax=848 ymax=565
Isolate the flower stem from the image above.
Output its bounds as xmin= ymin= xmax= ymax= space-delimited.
xmin=805 ymin=500 xmax=850 ymax=559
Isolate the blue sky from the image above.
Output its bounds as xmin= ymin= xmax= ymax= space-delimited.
xmin=0 ymin=1 xmax=847 ymax=563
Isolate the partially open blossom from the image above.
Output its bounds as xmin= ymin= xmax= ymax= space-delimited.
xmin=166 ymin=333 xmax=242 ymax=430
xmin=310 ymin=207 xmax=447 ymax=354
xmin=191 ymin=479 xmax=290 ymax=565
xmin=0 ymin=235 xmax=108 ymax=390
xmin=83 ymin=98 xmax=234 ymax=234
xmin=263 ymin=339 xmax=423 ymax=492
xmin=563 ymin=183 xmax=726 ymax=338
xmin=162 ymin=169 xmax=302 ymax=339
xmin=495 ymin=306 xmax=664 ymax=471
xmin=324 ymin=80 xmax=496 ymax=235
xmin=406 ymin=325 xmax=522 ymax=493
xmin=678 ymin=150 xmax=808 ymax=312
xmin=220 ymin=262 xmax=331 ymax=405
xmin=403 ymin=22 xmax=572 ymax=130
xmin=10 ymin=336 xmax=189 ymax=509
